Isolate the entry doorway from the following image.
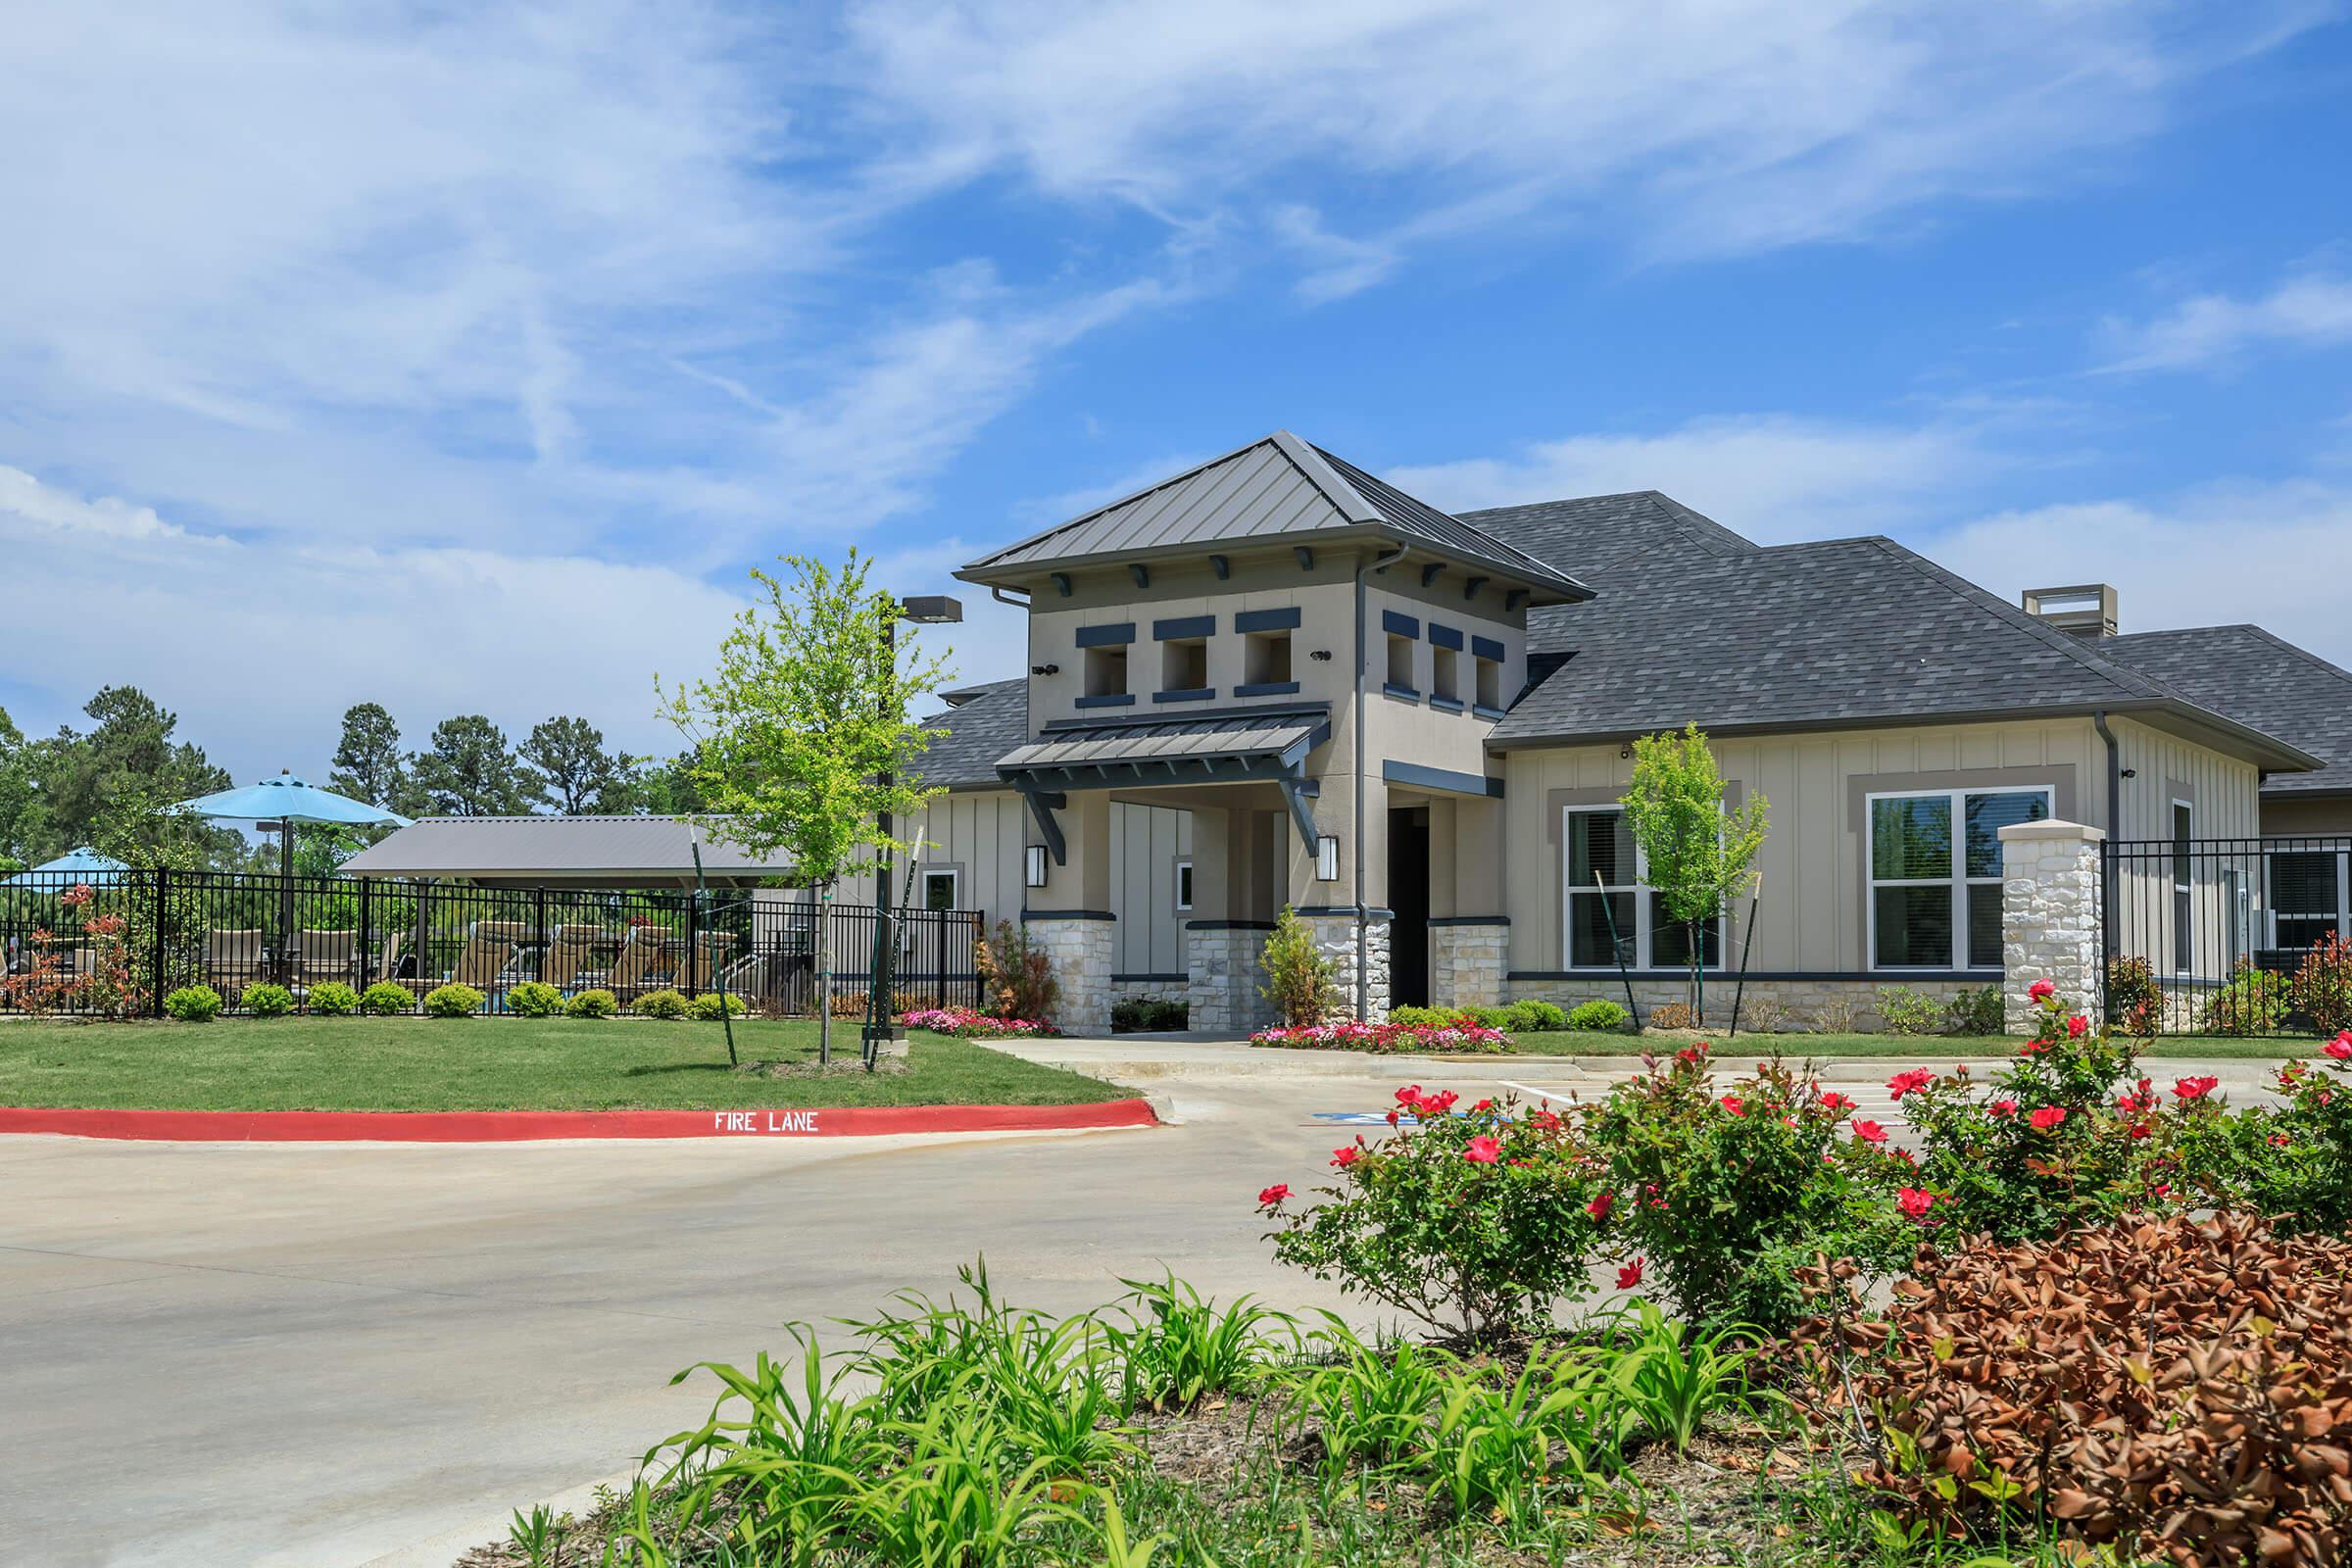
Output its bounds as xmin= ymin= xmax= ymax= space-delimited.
xmin=1389 ymin=808 xmax=1430 ymax=1009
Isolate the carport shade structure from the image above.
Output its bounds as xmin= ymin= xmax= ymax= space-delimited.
xmin=996 ymin=704 xmax=1331 ymax=864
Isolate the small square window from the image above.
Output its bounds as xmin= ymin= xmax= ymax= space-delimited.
xmin=1386 ymin=634 xmax=1414 ymax=690
xmin=1431 ymin=645 xmax=1459 ymax=702
xmin=920 ymin=869 xmax=958 ymax=910
xmin=1475 ymin=656 xmax=1500 ymax=710
xmin=1085 ymin=645 xmax=1128 ymax=697
xmin=1162 ymin=637 xmax=1207 ymax=691
xmin=1245 ymin=630 xmax=1292 ymax=685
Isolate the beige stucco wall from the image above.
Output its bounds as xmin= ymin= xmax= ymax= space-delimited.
xmin=1498 ymin=717 xmax=2112 ymax=977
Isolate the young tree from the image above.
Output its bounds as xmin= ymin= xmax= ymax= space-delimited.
xmin=520 ymin=716 xmax=642 ymax=813
xmin=659 ymin=551 xmax=951 ymax=1064
xmin=1621 ymin=723 xmax=1768 ymax=1027
xmin=327 ymin=702 xmax=407 ymax=810
xmin=406 ymin=715 xmax=534 ymax=816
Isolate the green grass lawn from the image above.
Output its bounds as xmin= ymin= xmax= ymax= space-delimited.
xmin=1509 ymin=1030 xmax=2314 ymax=1059
xmin=0 ymin=1018 xmax=1132 ymax=1112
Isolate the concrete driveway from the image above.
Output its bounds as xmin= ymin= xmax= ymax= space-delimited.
xmin=0 ymin=1042 xmax=2287 ymax=1566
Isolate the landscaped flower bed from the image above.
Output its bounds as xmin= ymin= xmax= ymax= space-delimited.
xmin=1249 ymin=1018 xmax=1515 ymax=1054
xmin=897 ymin=1005 xmax=1059 ymax=1040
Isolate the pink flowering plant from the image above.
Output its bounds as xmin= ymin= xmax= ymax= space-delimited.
xmin=1260 ymin=1087 xmax=1604 ymax=1344
xmin=895 ymin=1005 xmax=1058 ymax=1040
xmin=1249 ymin=1018 xmax=1514 ymax=1054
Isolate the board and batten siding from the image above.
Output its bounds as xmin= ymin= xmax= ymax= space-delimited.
xmin=1499 ymin=717 xmax=2113 ymax=976
xmin=912 ymin=791 xmax=1193 ymax=976
xmin=2106 ymin=715 xmax=2262 ymax=985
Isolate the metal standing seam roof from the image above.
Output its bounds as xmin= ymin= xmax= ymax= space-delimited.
xmin=996 ymin=708 xmax=1330 ymax=774
xmin=956 ymin=430 xmax=1592 ymax=600
xmin=338 ymin=816 xmax=796 ymax=878
xmin=2103 ymin=625 xmax=2352 ymax=795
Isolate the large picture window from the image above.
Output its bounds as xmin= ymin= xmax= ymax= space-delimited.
xmin=1561 ymin=806 xmax=1723 ymax=970
xmin=1867 ymin=786 xmax=2051 ymax=970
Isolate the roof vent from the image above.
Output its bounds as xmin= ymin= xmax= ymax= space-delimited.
xmin=2021 ymin=583 xmax=2118 ymax=640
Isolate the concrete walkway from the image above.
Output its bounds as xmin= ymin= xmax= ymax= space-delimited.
xmin=0 ymin=1037 xmax=2292 ymax=1566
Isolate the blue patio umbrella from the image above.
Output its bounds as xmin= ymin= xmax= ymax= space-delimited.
xmin=172 ymin=774 xmax=412 ymax=971
xmin=3 ymin=847 xmax=130 ymax=888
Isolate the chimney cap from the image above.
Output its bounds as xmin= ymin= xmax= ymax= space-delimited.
xmin=2021 ymin=583 xmax=2118 ymax=639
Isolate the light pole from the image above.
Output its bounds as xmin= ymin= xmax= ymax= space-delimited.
xmin=864 ymin=594 xmax=962 ymax=1066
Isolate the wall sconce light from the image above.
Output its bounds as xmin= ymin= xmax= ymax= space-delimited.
xmin=1309 ymin=650 xmax=1334 ymax=662
xmin=1315 ymin=835 xmax=1341 ymax=881
xmin=1030 ymin=663 xmax=1059 ymax=675
xmin=1024 ymin=845 xmax=1049 ymax=888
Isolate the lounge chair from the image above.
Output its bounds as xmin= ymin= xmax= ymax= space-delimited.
xmin=429 ymin=920 xmax=530 ymax=1005
xmin=296 ymin=928 xmax=359 ymax=990
xmin=687 ymin=930 xmax=737 ymax=994
xmin=205 ymin=929 xmax=267 ymax=998
xmin=537 ymin=924 xmax=610 ymax=992
xmin=602 ymin=925 xmax=680 ymax=1001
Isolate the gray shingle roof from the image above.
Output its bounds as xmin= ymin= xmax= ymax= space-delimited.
xmin=1462 ymin=490 xmax=1760 ymax=572
xmin=910 ymin=677 xmax=1028 ymax=791
xmin=958 ymin=431 xmax=1592 ymax=601
xmin=340 ymin=816 xmax=795 ymax=881
xmin=2104 ymin=625 xmax=2352 ymax=795
xmin=1494 ymin=536 xmax=2315 ymax=768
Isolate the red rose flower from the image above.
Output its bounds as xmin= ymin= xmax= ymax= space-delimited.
xmin=2327 ymin=1033 xmax=2352 ymax=1060
xmin=1331 ymin=1147 xmax=1360 ymax=1168
xmin=1719 ymin=1094 xmax=1744 ymax=1116
xmin=1463 ymin=1134 xmax=1502 ymax=1163
xmin=1897 ymin=1186 xmax=1935 ymax=1219
xmin=1422 ymin=1090 xmax=1459 ymax=1115
xmin=2029 ymin=1106 xmax=2067 ymax=1131
xmin=1616 ymin=1257 xmax=1645 ymax=1290
xmin=1587 ymin=1191 xmax=1615 ymax=1220
xmin=1989 ymin=1098 xmax=2018 ymax=1117
xmin=1886 ymin=1068 xmax=1935 ymax=1099
xmin=1819 ymin=1090 xmax=1855 ymax=1112
xmin=1396 ymin=1085 xmax=1423 ymax=1106
xmin=2066 ymin=1014 xmax=2089 ymax=1039
xmin=1850 ymin=1119 xmax=1888 ymax=1144
xmin=2173 ymin=1075 xmax=2219 ymax=1102
xmin=1257 ymin=1184 xmax=1291 ymax=1207
xmin=2028 ymin=978 xmax=2055 ymax=1003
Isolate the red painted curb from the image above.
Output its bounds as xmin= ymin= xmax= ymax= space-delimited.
xmin=0 ymin=1099 xmax=1160 ymax=1144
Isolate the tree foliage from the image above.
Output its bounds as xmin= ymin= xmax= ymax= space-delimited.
xmin=1621 ymin=723 xmax=1766 ymax=1017
xmin=406 ymin=714 xmax=535 ymax=816
xmin=520 ymin=715 xmax=644 ymax=814
xmin=327 ymin=702 xmax=407 ymax=811
xmin=0 ymin=686 xmax=233 ymax=866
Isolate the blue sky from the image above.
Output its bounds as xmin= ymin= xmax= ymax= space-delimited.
xmin=3 ymin=1 xmax=2349 ymax=785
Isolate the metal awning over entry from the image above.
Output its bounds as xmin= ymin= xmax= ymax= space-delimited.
xmin=996 ymin=705 xmax=1331 ymax=864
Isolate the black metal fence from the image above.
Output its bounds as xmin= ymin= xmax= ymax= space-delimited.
xmin=2103 ymin=836 xmax=2352 ymax=1039
xmin=0 ymin=869 xmax=984 ymax=1019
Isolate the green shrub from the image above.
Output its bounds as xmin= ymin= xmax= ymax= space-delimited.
xmin=1875 ymin=985 xmax=1944 ymax=1036
xmin=1257 ymin=906 xmax=1339 ymax=1027
xmin=1505 ymin=999 xmax=1568 ymax=1032
xmin=974 ymin=918 xmax=1058 ymax=1023
xmin=2201 ymin=960 xmax=2288 ymax=1036
xmin=1462 ymin=1004 xmax=1515 ymax=1029
xmin=1567 ymin=999 xmax=1630 ymax=1032
xmin=2106 ymin=955 xmax=2162 ymax=1037
xmin=632 ymin=987 xmax=690 ymax=1020
xmin=241 ymin=982 xmax=295 ymax=1017
xmin=360 ymin=981 xmax=412 ymax=1016
xmin=504 ymin=980 xmax=563 ymax=1018
xmin=689 ymin=991 xmax=748 ymax=1020
xmin=1941 ymin=982 xmax=2004 ymax=1036
xmin=2291 ymin=933 xmax=2352 ymax=1036
xmin=422 ymin=983 xmax=485 ymax=1018
xmin=1264 ymin=1089 xmax=1606 ymax=1343
xmin=1111 ymin=996 xmax=1190 ymax=1032
xmin=564 ymin=988 xmax=618 ymax=1019
xmin=308 ymin=981 xmax=359 ymax=1016
xmin=1387 ymin=1004 xmax=1473 ymax=1029
xmin=163 ymin=984 xmax=222 ymax=1022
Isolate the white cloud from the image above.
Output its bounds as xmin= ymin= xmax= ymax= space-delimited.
xmin=1386 ymin=414 xmax=2000 ymax=539
xmin=844 ymin=0 xmax=2321 ymax=267
xmin=0 ymin=466 xmax=744 ymax=782
xmin=2100 ymin=274 xmax=2352 ymax=371
xmin=1928 ymin=480 xmax=2352 ymax=665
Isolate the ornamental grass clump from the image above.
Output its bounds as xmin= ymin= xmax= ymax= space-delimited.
xmin=1790 ymin=1212 xmax=2352 ymax=1568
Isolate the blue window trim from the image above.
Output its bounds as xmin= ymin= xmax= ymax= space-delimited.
xmin=1430 ymin=695 xmax=1465 ymax=713
xmin=1234 ymin=680 xmax=1299 ymax=697
xmin=1074 ymin=693 xmax=1135 ymax=709
xmin=1428 ymin=623 xmax=1463 ymax=652
xmin=1471 ymin=634 xmax=1505 ymax=662
xmin=1382 ymin=681 xmax=1421 ymax=703
xmin=1152 ymin=687 xmax=1215 ymax=704
xmin=1234 ymin=607 xmax=1301 ymax=634
xmin=1472 ymin=703 xmax=1507 ymax=721
xmin=1152 ymin=614 xmax=1215 ymax=641
xmin=1075 ymin=622 xmax=1135 ymax=648
xmin=1381 ymin=610 xmax=1420 ymax=638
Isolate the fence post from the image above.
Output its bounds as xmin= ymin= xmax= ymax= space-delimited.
xmin=2001 ymin=818 xmax=2106 ymax=1032
xmin=682 ymin=891 xmax=698 ymax=1000
xmin=151 ymin=867 xmax=168 ymax=1016
xmin=534 ymin=886 xmax=548 ymax=984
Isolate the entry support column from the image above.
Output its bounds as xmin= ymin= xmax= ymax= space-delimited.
xmin=1430 ymin=795 xmax=1509 ymax=1009
xmin=1023 ymin=791 xmax=1115 ymax=1037
xmin=1185 ymin=806 xmax=1273 ymax=1035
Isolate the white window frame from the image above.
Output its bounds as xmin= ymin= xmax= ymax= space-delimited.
xmin=1558 ymin=804 xmax=1722 ymax=971
xmin=1865 ymin=785 xmax=2052 ymax=972
xmin=1174 ymin=858 xmax=1194 ymax=912
xmin=918 ymin=867 xmax=959 ymax=912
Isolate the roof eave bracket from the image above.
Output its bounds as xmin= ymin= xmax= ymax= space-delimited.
xmin=1020 ymin=789 xmax=1069 ymax=866
xmin=1278 ymin=769 xmax=1321 ymax=851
